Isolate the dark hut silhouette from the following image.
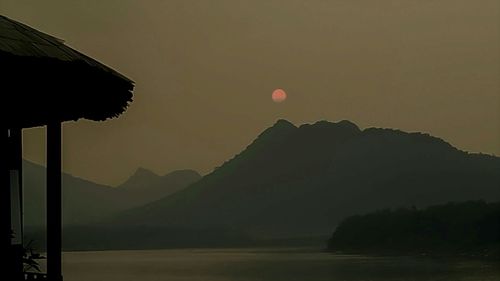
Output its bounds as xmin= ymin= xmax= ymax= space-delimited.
xmin=0 ymin=15 xmax=134 ymax=281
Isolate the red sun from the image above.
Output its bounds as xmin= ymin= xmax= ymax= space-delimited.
xmin=272 ymin=89 xmax=287 ymax=103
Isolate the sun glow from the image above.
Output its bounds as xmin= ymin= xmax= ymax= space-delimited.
xmin=272 ymin=89 xmax=287 ymax=103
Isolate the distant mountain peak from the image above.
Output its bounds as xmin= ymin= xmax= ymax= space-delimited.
xmin=118 ymin=167 xmax=202 ymax=191
xmin=334 ymin=120 xmax=360 ymax=131
xmin=132 ymin=167 xmax=159 ymax=178
xmin=118 ymin=167 xmax=160 ymax=189
xmin=299 ymin=120 xmax=360 ymax=132
xmin=273 ymin=119 xmax=296 ymax=128
xmin=252 ymin=119 xmax=297 ymax=145
xmin=264 ymin=119 xmax=297 ymax=134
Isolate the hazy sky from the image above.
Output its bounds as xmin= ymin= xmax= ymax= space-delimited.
xmin=2 ymin=0 xmax=499 ymax=186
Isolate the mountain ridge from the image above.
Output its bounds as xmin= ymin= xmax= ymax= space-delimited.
xmin=23 ymin=161 xmax=201 ymax=227
xmin=118 ymin=167 xmax=161 ymax=188
xmin=110 ymin=119 xmax=500 ymax=240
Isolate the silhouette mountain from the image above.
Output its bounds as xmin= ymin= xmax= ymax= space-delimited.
xmin=116 ymin=167 xmax=202 ymax=208
xmin=120 ymin=167 xmax=162 ymax=189
xmin=110 ymin=120 xmax=500 ymax=241
xmin=23 ymin=161 xmax=201 ymax=228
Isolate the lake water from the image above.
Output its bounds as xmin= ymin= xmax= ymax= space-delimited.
xmin=58 ymin=248 xmax=499 ymax=281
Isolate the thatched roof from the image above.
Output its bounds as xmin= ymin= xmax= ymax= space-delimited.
xmin=0 ymin=15 xmax=134 ymax=128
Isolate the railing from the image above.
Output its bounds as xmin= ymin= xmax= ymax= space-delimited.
xmin=24 ymin=272 xmax=48 ymax=280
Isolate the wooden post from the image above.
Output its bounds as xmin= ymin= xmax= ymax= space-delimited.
xmin=9 ymin=128 xmax=24 ymax=281
xmin=9 ymin=128 xmax=23 ymax=244
xmin=47 ymin=122 xmax=63 ymax=281
xmin=0 ymin=128 xmax=12 ymax=278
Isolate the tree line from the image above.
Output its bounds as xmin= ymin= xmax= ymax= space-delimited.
xmin=328 ymin=200 xmax=500 ymax=259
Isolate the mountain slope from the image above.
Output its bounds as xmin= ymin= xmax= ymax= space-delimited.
xmin=116 ymin=167 xmax=202 ymax=209
xmin=23 ymin=161 xmax=201 ymax=227
xmin=112 ymin=120 xmax=500 ymax=240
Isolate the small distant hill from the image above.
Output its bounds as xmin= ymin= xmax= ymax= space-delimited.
xmin=328 ymin=201 xmax=500 ymax=260
xmin=119 ymin=167 xmax=162 ymax=190
xmin=23 ymin=161 xmax=201 ymax=227
xmin=116 ymin=167 xmax=202 ymax=208
xmin=110 ymin=119 xmax=500 ymax=241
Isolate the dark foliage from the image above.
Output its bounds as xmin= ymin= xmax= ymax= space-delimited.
xmin=328 ymin=201 xmax=500 ymax=259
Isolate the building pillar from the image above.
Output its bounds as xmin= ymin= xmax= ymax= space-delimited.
xmin=47 ymin=122 xmax=63 ymax=281
xmin=9 ymin=128 xmax=23 ymax=244
xmin=9 ymin=128 xmax=24 ymax=281
xmin=0 ymin=128 xmax=12 ymax=278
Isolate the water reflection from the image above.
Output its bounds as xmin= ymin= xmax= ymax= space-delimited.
xmin=62 ymin=248 xmax=500 ymax=281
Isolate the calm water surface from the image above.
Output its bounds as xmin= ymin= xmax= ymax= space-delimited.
xmin=59 ymin=248 xmax=499 ymax=281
